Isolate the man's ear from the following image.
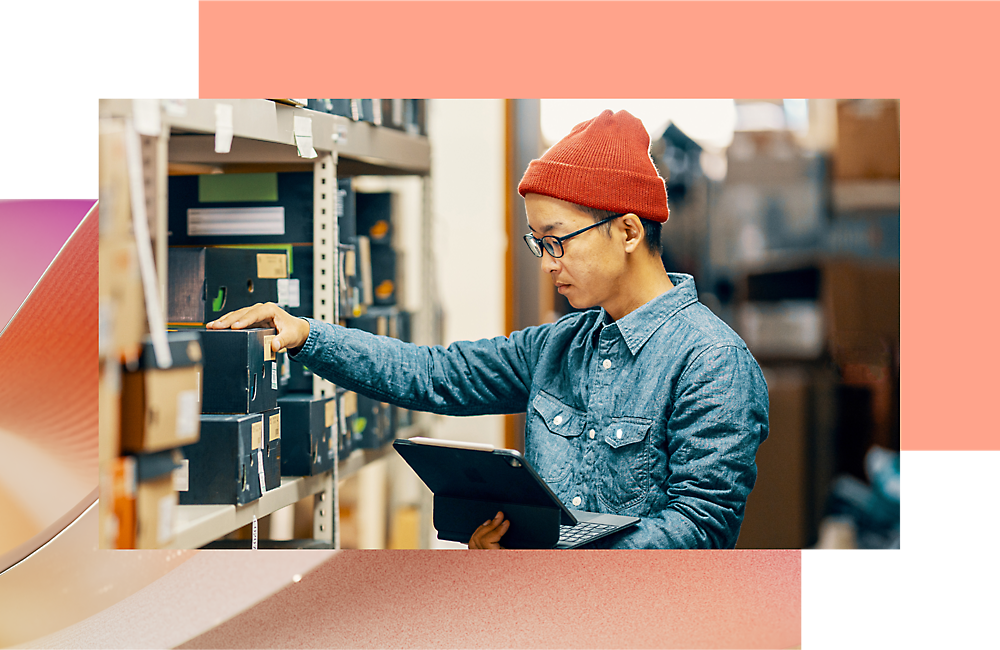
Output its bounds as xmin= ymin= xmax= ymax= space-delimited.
xmin=622 ymin=214 xmax=644 ymax=253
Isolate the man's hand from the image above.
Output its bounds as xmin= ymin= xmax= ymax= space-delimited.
xmin=468 ymin=511 xmax=510 ymax=550
xmin=206 ymin=302 xmax=310 ymax=354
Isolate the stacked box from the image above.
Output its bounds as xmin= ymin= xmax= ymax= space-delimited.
xmin=277 ymin=394 xmax=335 ymax=476
xmin=120 ymin=331 xmax=203 ymax=454
xmin=356 ymin=192 xmax=396 ymax=306
xmin=167 ymin=247 xmax=285 ymax=325
xmin=200 ymin=327 xmax=279 ymax=415
xmin=180 ymin=413 xmax=265 ymax=505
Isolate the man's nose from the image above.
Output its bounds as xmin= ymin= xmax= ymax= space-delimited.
xmin=540 ymin=249 xmax=560 ymax=273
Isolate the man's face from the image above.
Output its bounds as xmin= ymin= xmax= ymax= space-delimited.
xmin=524 ymin=193 xmax=627 ymax=312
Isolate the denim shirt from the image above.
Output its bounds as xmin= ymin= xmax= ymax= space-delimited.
xmin=291 ymin=273 xmax=769 ymax=549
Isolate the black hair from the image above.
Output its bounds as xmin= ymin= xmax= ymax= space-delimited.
xmin=574 ymin=204 xmax=663 ymax=255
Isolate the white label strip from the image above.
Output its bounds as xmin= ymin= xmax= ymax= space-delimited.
xmin=277 ymin=278 xmax=300 ymax=308
xmin=257 ymin=448 xmax=267 ymax=493
xmin=123 ymin=119 xmax=172 ymax=369
xmin=187 ymin=207 xmax=285 ymax=237
xmin=176 ymin=390 xmax=199 ymax=437
xmin=252 ymin=515 xmax=258 ymax=551
xmin=157 ymin=495 xmax=175 ymax=545
xmin=132 ymin=99 xmax=161 ymax=136
xmin=215 ymin=103 xmax=234 ymax=154
xmin=293 ymin=115 xmax=317 ymax=159
xmin=173 ymin=459 xmax=189 ymax=492
xmin=271 ymin=362 xmax=278 ymax=391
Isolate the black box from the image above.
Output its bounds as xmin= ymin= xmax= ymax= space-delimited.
xmin=307 ymin=99 xmax=353 ymax=118
xmin=168 ymin=172 xmax=313 ymax=246
xmin=261 ymin=407 xmax=282 ymax=489
xmin=355 ymin=192 xmax=392 ymax=245
xmin=200 ymin=327 xmax=279 ymax=414
xmin=168 ymin=247 xmax=283 ymax=324
xmin=277 ymin=395 xmax=335 ymax=476
xmin=370 ymin=245 xmax=396 ymax=306
xmin=338 ymin=389 xmax=357 ymax=457
xmin=179 ymin=413 xmax=264 ymax=505
xmin=356 ymin=393 xmax=392 ymax=449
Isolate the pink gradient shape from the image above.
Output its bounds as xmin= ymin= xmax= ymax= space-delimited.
xmin=0 ymin=200 xmax=94 ymax=332
xmin=180 ymin=550 xmax=801 ymax=649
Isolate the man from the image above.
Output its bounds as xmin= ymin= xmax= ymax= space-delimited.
xmin=207 ymin=109 xmax=769 ymax=549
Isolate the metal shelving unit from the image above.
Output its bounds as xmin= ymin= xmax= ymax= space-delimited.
xmin=99 ymin=98 xmax=433 ymax=550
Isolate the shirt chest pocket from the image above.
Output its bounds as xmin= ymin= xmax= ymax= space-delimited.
xmin=597 ymin=417 xmax=653 ymax=512
xmin=530 ymin=391 xmax=585 ymax=484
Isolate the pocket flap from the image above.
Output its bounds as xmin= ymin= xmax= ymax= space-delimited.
xmin=603 ymin=419 xmax=651 ymax=449
xmin=532 ymin=391 xmax=585 ymax=438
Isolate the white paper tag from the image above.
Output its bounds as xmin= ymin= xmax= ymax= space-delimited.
xmin=173 ymin=459 xmax=190 ymax=492
xmin=163 ymin=99 xmax=187 ymax=118
xmin=215 ymin=103 xmax=234 ymax=154
xmin=252 ymin=515 xmax=258 ymax=551
xmin=277 ymin=278 xmax=300 ymax=308
xmin=176 ymin=390 xmax=199 ymax=438
xmin=257 ymin=448 xmax=267 ymax=493
xmin=271 ymin=362 xmax=278 ymax=391
xmin=293 ymin=115 xmax=317 ymax=159
xmin=157 ymin=495 xmax=175 ymax=544
xmin=132 ymin=99 xmax=161 ymax=136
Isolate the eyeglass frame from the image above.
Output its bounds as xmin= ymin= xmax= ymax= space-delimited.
xmin=523 ymin=213 xmax=626 ymax=259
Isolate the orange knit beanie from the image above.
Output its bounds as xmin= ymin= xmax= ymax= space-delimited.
xmin=517 ymin=109 xmax=669 ymax=222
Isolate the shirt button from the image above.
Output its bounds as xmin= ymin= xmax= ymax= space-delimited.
xmin=553 ymin=415 xmax=563 ymax=426
xmin=572 ymin=496 xmax=582 ymax=507
xmin=616 ymin=429 xmax=623 ymax=439
xmin=602 ymin=359 xmax=612 ymax=369
xmin=588 ymin=429 xmax=595 ymax=439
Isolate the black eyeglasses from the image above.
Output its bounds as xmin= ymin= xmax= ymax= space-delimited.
xmin=523 ymin=214 xmax=624 ymax=259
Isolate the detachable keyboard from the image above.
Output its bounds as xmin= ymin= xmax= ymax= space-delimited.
xmin=558 ymin=521 xmax=617 ymax=546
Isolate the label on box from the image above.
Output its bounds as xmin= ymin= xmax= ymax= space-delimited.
xmin=271 ymin=362 xmax=278 ymax=390
xmin=187 ymin=207 xmax=285 ymax=237
xmin=257 ymin=448 xmax=267 ymax=492
xmin=176 ymin=390 xmax=199 ymax=438
xmin=277 ymin=278 xmax=300 ymax=308
xmin=325 ymin=400 xmax=336 ymax=428
xmin=344 ymin=250 xmax=356 ymax=278
xmin=342 ymin=391 xmax=358 ymax=417
xmin=173 ymin=459 xmax=190 ymax=492
xmin=157 ymin=495 xmax=175 ymax=545
xmin=257 ymin=253 xmax=288 ymax=279
xmin=252 ymin=421 xmax=263 ymax=450
xmin=263 ymin=336 xmax=276 ymax=361
xmin=269 ymin=412 xmax=281 ymax=441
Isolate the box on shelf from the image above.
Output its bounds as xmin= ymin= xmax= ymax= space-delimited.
xmin=200 ymin=327 xmax=279 ymax=414
xmin=307 ymin=99 xmax=353 ymax=118
xmin=262 ymin=407 xmax=282 ymax=490
xmin=134 ymin=450 xmax=182 ymax=549
xmin=355 ymin=192 xmax=393 ymax=245
xmin=822 ymin=260 xmax=899 ymax=367
xmin=168 ymin=172 xmax=313 ymax=246
xmin=99 ymin=236 xmax=145 ymax=362
xmin=340 ymin=390 xmax=358 ymax=456
xmin=370 ymin=245 xmax=397 ymax=306
xmin=120 ymin=331 xmax=203 ymax=454
xmin=277 ymin=394 xmax=335 ymax=476
xmin=167 ymin=247 xmax=285 ymax=324
xmin=179 ymin=413 xmax=265 ymax=505
xmin=834 ymin=100 xmax=900 ymax=181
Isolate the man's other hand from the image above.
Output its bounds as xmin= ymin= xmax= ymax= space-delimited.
xmin=468 ymin=511 xmax=510 ymax=550
xmin=206 ymin=302 xmax=310 ymax=354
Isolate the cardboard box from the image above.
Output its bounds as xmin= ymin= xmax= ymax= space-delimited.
xmin=821 ymin=260 xmax=899 ymax=366
xmin=835 ymin=100 xmax=900 ymax=180
xmin=98 ymin=118 xmax=133 ymax=238
xmin=134 ymin=450 xmax=181 ymax=549
xmin=179 ymin=413 xmax=265 ymax=505
xmin=167 ymin=172 xmax=314 ymax=246
xmin=120 ymin=332 xmax=203 ymax=453
xmin=168 ymin=247 xmax=284 ymax=325
xmin=262 ymin=407 xmax=282 ymax=490
xmin=277 ymin=394 xmax=335 ymax=476
xmin=99 ymin=236 xmax=145 ymax=362
xmin=200 ymin=327 xmax=279 ymax=414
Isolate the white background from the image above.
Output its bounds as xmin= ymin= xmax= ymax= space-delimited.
xmin=2 ymin=2 xmax=995 ymax=648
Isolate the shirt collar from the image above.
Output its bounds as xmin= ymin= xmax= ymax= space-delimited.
xmin=611 ymin=273 xmax=700 ymax=355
